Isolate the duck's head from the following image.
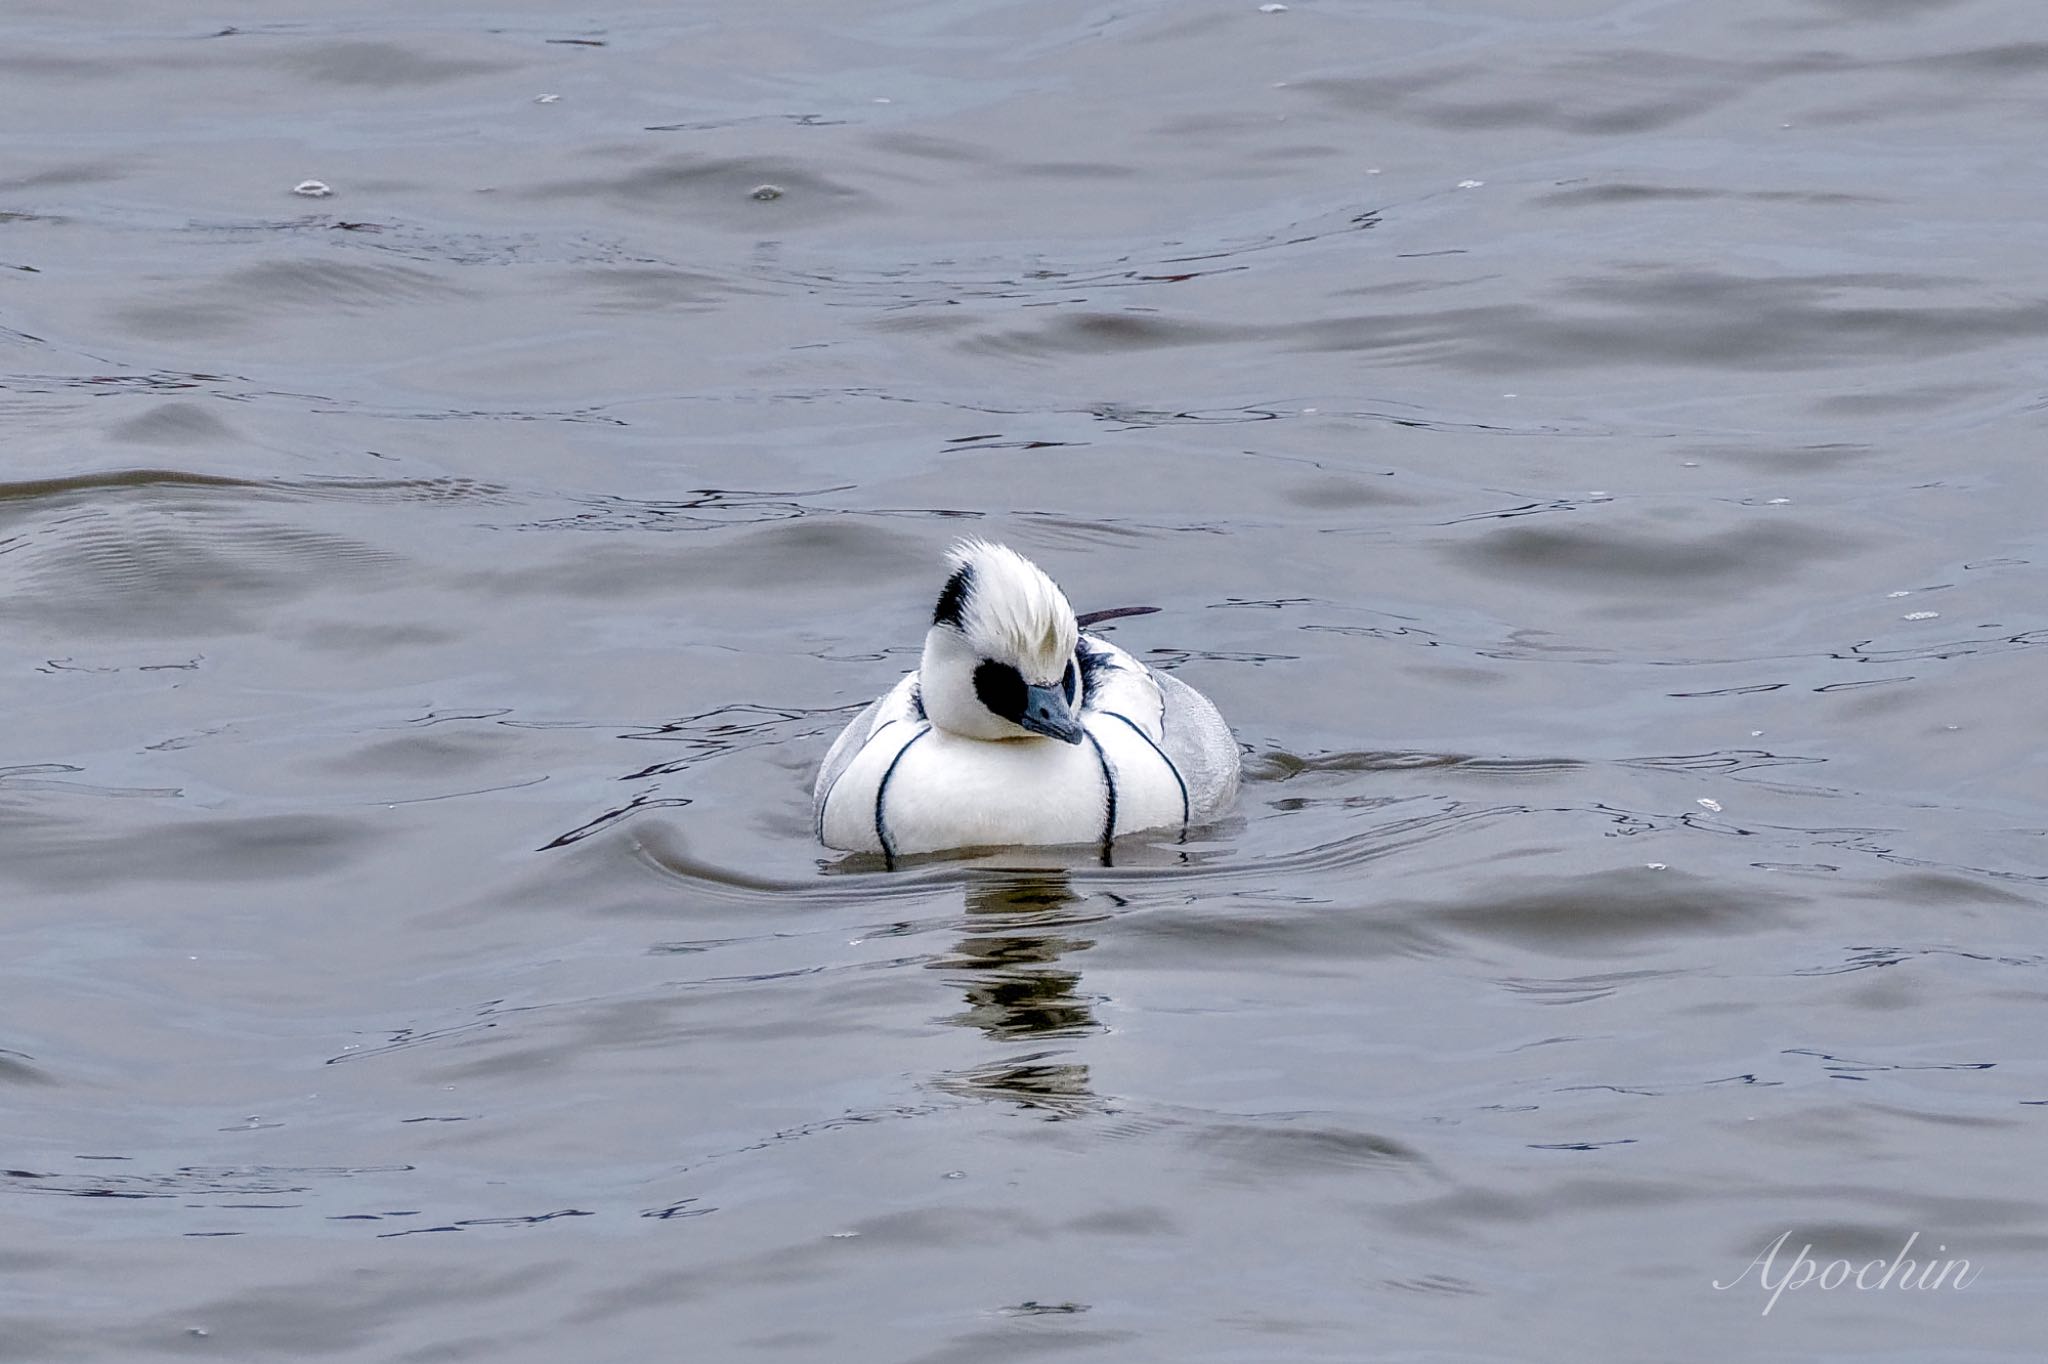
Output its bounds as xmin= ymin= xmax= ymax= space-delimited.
xmin=920 ymin=539 xmax=1083 ymax=744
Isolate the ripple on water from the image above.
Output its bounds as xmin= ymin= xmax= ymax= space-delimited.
xmin=104 ymin=400 xmax=240 ymax=446
xmin=1450 ymin=516 xmax=1862 ymax=594
xmin=0 ymin=1049 xmax=57 ymax=1086
xmin=518 ymin=155 xmax=873 ymax=229
xmin=0 ymin=810 xmax=373 ymax=891
xmin=272 ymin=39 xmax=513 ymax=88
xmin=1185 ymin=1119 xmax=1435 ymax=1185
xmin=0 ymin=499 xmax=402 ymax=637
xmin=113 ymin=259 xmax=473 ymax=339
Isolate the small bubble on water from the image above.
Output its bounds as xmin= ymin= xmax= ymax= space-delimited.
xmin=533 ymin=93 xmax=560 ymax=104
xmin=872 ymin=97 xmax=892 ymax=104
xmin=1258 ymin=3 xmax=1289 ymax=11
xmin=830 ymin=1230 xmax=860 ymax=1239
xmin=187 ymin=1328 xmax=209 ymax=1339
xmin=749 ymin=184 xmax=784 ymax=201
xmin=943 ymin=1170 xmax=966 ymax=1180
xmin=1646 ymin=862 xmax=1667 ymax=870
xmin=1457 ymin=179 xmax=1484 ymax=189
xmin=1697 ymin=797 xmax=1722 ymax=813
xmin=1681 ymin=460 xmax=1699 ymax=467
xmin=1902 ymin=610 xmax=1939 ymax=620
xmin=1766 ymin=497 xmax=1791 ymax=504
xmin=1366 ymin=167 xmax=1381 ymax=174
xmin=1749 ymin=730 xmax=1764 ymax=737
xmin=1888 ymin=590 xmax=1911 ymax=597
xmin=292 ymin=179 xmax=333 ymax=198
xmin=1301 ymin=406 xmax=1317 ymax=414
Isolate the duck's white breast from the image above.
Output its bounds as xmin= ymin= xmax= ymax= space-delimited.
xmin=880 ymin=726 xmax=1109 ymax=854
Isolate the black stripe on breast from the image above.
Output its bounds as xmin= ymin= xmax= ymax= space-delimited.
xmin=873 ymin=723 xmax=932 ymax=869
xmin=1103 ymin=710 xmax=1189 ymax=830
xmin=1083 ymin=728 xmax=1117 ymax=863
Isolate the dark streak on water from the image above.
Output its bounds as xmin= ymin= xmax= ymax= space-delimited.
xmin=3 ymin=0 xmax=2046 ymax=1359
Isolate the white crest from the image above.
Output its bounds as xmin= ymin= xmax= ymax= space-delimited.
xmin=941 ymin=539 xmax=1077 ymax=683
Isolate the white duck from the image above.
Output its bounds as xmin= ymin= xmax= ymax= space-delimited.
xmin=814 ymin=540 xmax=1239 ymax=860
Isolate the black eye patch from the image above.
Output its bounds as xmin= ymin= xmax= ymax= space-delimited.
xmin=1062 ymin=658 xmax=1078 ymax=705
xmin=972 ymin=660 xmax=1026 ymax=721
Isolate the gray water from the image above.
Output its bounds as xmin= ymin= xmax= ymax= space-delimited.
xmin=4 ymin=1 xmax=2045 ymax=1359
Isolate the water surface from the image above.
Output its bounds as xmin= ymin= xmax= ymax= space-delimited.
xmin=3 ymin=0 xmax=2045 ymax=1358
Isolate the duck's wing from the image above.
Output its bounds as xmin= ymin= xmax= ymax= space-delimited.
xmin=1152 ymin=669 xmax=1240 ymax=821
xmin=1078 ymin=635 xmax=1240 ymax=825
xmin=812 ymin=672 xmax=923 ymax=832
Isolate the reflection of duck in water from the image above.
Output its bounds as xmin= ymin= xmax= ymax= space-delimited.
xmin=814 ymin=540 xmax=1239 ymax=860
xmin=933 ymin=872 xmax=1107 ymax=1117
xmin=940 ymin=874 xmax=1104 ymax=1041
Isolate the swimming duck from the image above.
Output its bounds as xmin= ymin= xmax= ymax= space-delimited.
xmin=814 ymin=539 xmax=1240 ymax=859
